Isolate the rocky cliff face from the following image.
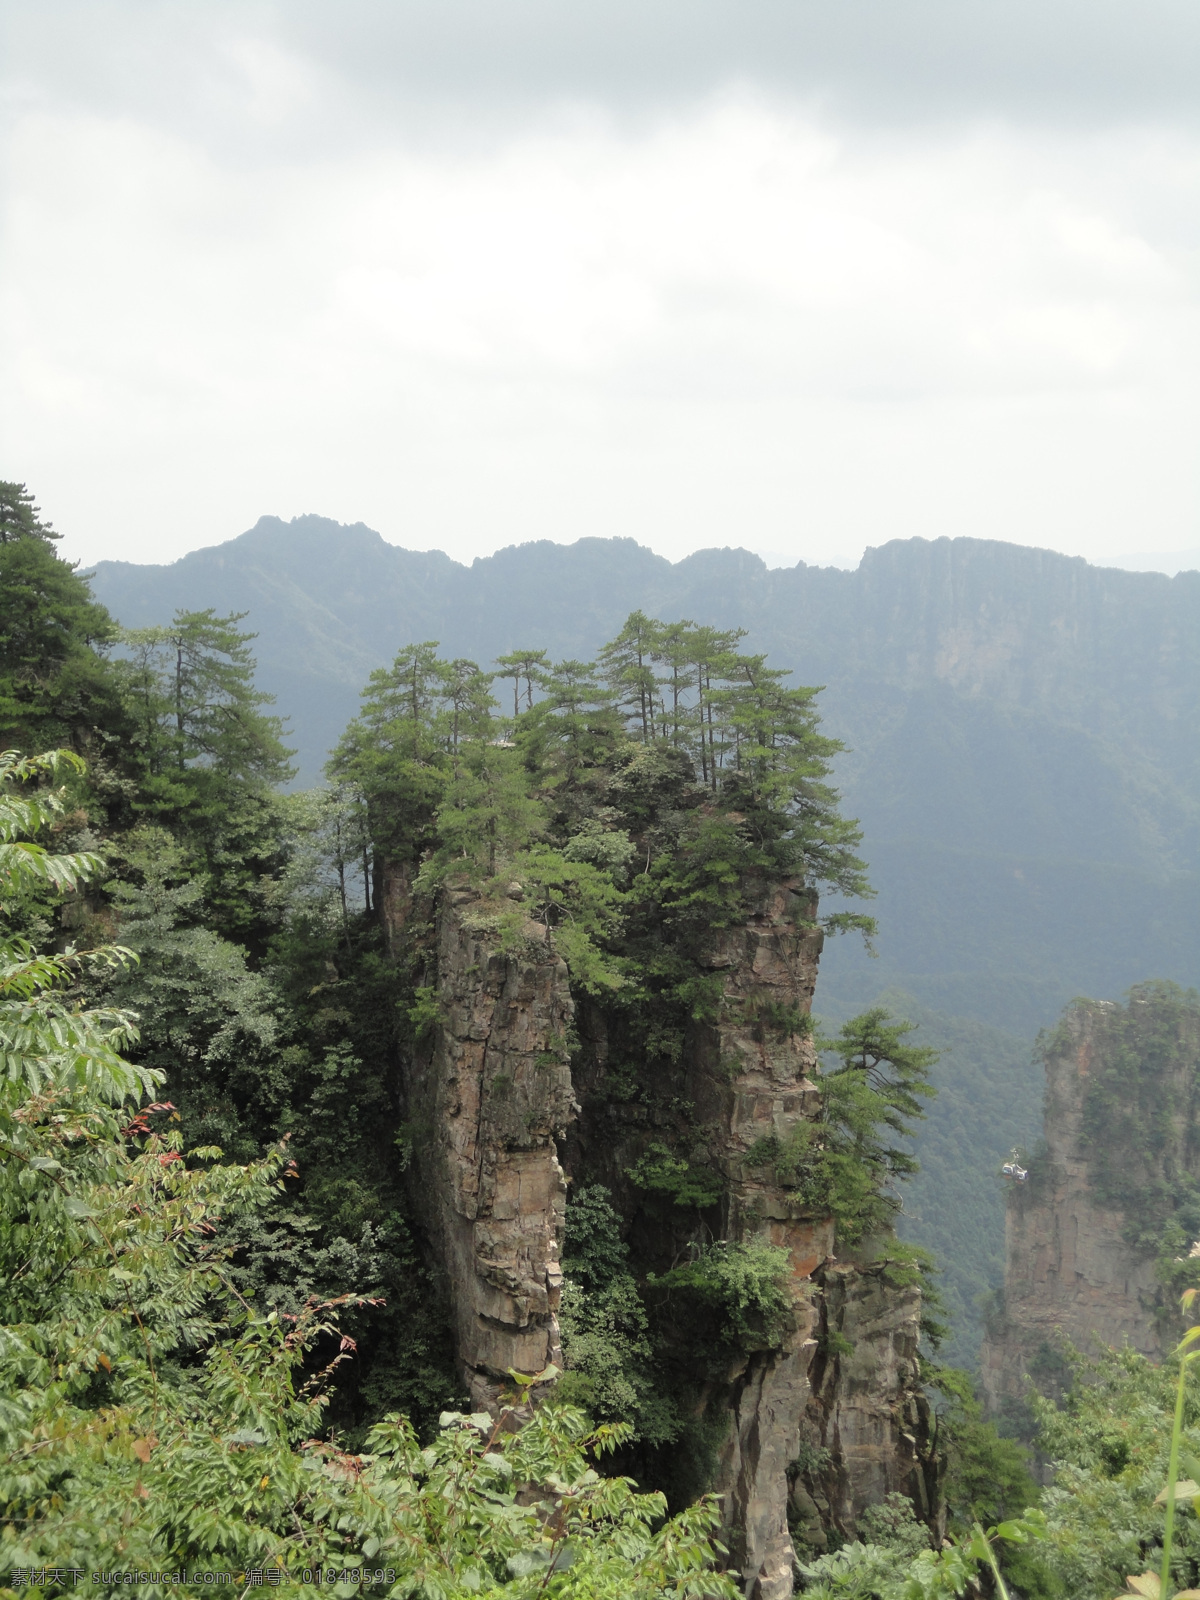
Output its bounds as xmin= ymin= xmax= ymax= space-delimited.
xmin=981 ymin=988 xmax=1200 ymax=1418
xmin=684 ymin=875 xmax=937 ymax=1592
xmin=796 ymin=1263 xmax=937 ymax=1544
xmin=395 ymin=875 xmax=577 ymax=1412
xmin=387 ymin=863 xmax=938 ymax=1598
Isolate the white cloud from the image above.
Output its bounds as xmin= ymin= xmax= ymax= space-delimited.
xmin=3 ymin=67 xmax=1200 ymax=569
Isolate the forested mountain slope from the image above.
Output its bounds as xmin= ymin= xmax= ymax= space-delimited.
xmin=92 ymin=517 xmax=1200 ymax=1039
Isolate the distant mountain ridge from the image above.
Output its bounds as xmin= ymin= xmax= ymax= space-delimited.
xmin=90 ymin=515 xmax=1200 ymax=1036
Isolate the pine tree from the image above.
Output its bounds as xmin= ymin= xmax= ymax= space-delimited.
xmin=809 ymin=1009 xmax=938 ymax=1242
xmin=440 ymin=657 xmax=494 ymax=751
xmin=0 ymin=481 xmax=59 ymax=543
xmin=518 ymin=658 xmax=620 ymax=781
xmin=494 ymin=647 xmax=549 ymax=716
xmin=114 ymin=611 xmax=295 ymax=949
xmin=118 ymin=609 xmax=293 ymax=787
xmin=329 ymin=641 xmax=452 ymax=861
xmin=598 ymin=611 xmax=664 ymax=743
xmin=428 ymin=742 xmax=544 ymax=879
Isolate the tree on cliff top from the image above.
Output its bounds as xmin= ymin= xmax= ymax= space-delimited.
xmin=340 ymin=615 xmax=873 ymax=925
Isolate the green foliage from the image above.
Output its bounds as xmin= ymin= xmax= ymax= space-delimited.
xmin=1 ymin=1090 xmax=735 ymax=1593
xmin=797 ymin=1513 xmax=1047 ymax=1599
xmin=746 ymin=1125 xmax=815 ymax=1188
xmin=649 ymin=812 xmax=770 ymax=934
xmin=494 ymin=647 xmax=549 ymax=717
xmin=330 ymin=640 xmax=487 ymax=862
xmin=558 ymin=1187 xmax=680 ymax=1447
xmin=119 ymin=609 xmax=293 ymax=789
xmin=501 ymin=846 xmax=626 ymax=993
xmin=516 ymin=657 xmax=622 ymax=783
xmin=561 ymin=1185 xmax=629 ymax=1291
xmin=649 ymin=1240 xmax=794 ymax=1356
xmin=746 ymin=996 xmax=811 ymax=1041
xmin=857 ymin=1493 xmax=934 ymax=1559
xmin=941 ymin=1403 xmax=1039 ymax=1536
xmin=591 ymin=612 xmax=872 ymax=915
xmin=561 ymin=818 xmax=638 ymax=880
xmin=804 ymin=1010 xmax=938 ymax=1245
xmin=0 ymin=518 xmax=125 ymax=754
xmin=0 ymin=750 xmax=147 ymax=1104
xmin=49 ymin=758 xmax=465 ymax=1439
xmin=1063 ymin=985 xmax=1200 ymax=1289
xmin=870 ymin=1241 xmax=950 ymax=1352
xmin=95 ymin=824 xmax=282 ymax=1158
xmin=424 ymin=741 xmax=544 ymax=882
xmin=110 ymin=609 xmax=296 ymax=946
xmin=253 ymin=904 xmax=463 ymax=1439
xmin=407 ymin=983 xmax=443 ymax=1040
xmin=744 ymin=1009 xmax=937 ymax=1249
xmin=922 ymin=1359 xmax=1048 ymax=1596
xmin=342 ymin=613 xmax=873 ymax=944
xmin=0 ymin=481 xmax=59 ymax=544
xmin=626 ymin=1143 xmax=724 ymax=1211
xmin=1027 ymin=1336 xmax=1200 ymax=1599
xmin=0 ymin=753 xmax=737 ymax=1594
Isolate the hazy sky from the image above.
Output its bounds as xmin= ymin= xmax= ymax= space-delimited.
xmin=3 ymin=1 xmax=1200 ymax=571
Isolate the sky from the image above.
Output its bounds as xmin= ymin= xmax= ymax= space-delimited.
xmin=3 ymin=1 xmax=1200 ymax=573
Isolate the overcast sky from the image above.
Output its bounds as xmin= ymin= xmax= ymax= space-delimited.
xmin=3 ymin=1 xmax=1200 ymax=572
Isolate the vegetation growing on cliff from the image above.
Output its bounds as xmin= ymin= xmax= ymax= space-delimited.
xmin=747 ymin=1008 xmax=936 ymax=1246
xmin=1033 ymin=985 xmax=1200 ymax=1317
xmin=321 ymin=619 xmax=934 ymax=1506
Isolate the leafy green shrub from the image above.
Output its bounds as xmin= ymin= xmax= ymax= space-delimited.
xmin=650 ymin=1240 xmax=794 ymax=1354
xmin=626 ymin=1142 xmax=724 ymax=1211
xmin=1032 ymin=1341 xmax=1200 ymax=1599
xmin=797 ymin=1514 xmax=1044 ymax=1599
xmin=406 ymin=983 xmax=442 ymax=1039
xmin=559 ymin=1187 xmax=680 ymax=1446
xmin=562 ymin=1184 xmax=631 ymax=1290
xmin=858 ymin=1493 xmax=932 ymax=1558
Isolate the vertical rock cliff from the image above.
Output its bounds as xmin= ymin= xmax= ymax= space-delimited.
xmin=385 ymin=858 xmax=938 ymax=1597
xmin=682 ymin=874 xmax=937 ymax=1591
xmin=690 ymin=873 xmax=836 ymax=1594
xmin=394 ymin=874 xmax=578 ymax=1411
xmin=982 ymin=985 xmax=1200 ymax=1419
